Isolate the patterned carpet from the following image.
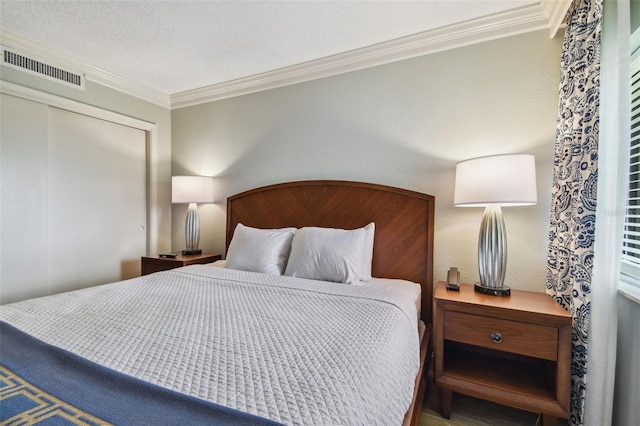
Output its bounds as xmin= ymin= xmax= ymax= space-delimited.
xmin=420 ymin=384 xmax=544 ymax=426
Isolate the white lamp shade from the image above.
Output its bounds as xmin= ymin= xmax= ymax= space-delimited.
xmin=454 ymin=154 xmax=537 ymax=207
xmin=172 ymin=176 xmax=214 ymax=204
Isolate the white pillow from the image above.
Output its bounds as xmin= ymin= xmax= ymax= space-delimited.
xmin=225 ymin=224 xmax=296 ymax=275
xmin=284 ymin=226 xmax=366 ymax=284
xmin=360 ymin=222 xmax=375 ymax=281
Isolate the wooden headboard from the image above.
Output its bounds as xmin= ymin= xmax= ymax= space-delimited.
xmin=226 ymin=180 xmax=435 ymax=323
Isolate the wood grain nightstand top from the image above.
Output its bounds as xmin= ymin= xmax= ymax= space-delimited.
xmin=434 ymin=282 xmax=572 ymax=321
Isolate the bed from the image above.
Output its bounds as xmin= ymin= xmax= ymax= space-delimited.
xmin=0 ymin=180 xmax=435 ymax=426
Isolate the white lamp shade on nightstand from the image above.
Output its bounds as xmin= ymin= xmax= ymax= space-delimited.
xmin=171 ymin=176 xmax=214 ymax=204
xmin=454 ymin=154 xmax=537 ymax=207
xmin=172 ymin=176 xmax=214 ymax=255
xmin=454 ymin=154 xmax=537 ymax=296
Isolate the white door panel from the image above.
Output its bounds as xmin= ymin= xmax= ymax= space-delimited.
xmin=0 ymin=94 xmax=50 ymax=302
xmin=47 ymin=107 xmax=147 ymax=292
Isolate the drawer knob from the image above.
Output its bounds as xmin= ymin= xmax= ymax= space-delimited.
xmin=491 ymin=332 xmax=503 ymax=344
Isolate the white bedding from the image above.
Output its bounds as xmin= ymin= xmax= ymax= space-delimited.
xmin=213 ymin=259 xmax=422 ymax=312
xmin=360 ymin=277 xmax=421 ymax=313
xmin=0 ymin=265 xmax=420 ymax=426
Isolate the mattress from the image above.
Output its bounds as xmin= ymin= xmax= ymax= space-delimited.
xmin=0 ymin=265 xmax=420 ymax=425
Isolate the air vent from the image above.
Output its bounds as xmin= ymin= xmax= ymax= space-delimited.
xmin=1 ymin=46 xmax=85 ymax=90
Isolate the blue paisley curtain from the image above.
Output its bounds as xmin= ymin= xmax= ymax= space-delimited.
xmin=546 ymin=0 xmax=602 ymax=424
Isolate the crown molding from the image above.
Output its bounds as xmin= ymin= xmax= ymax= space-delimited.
xmin=543 ymin=0 xmax=571 ymax=38
xmin=0 ymin=28 xmax=171 ymax=109
xmin=171 ymin=2 xmax=554 ymax=109
xmin=1 ymin=0 xmax=566 ymax=110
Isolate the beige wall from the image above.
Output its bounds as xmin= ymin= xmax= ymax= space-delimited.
xmin=172 ymin=29 xmax=563 ymax=293
xmin=613 ymin=294 xmax=640 ymax=425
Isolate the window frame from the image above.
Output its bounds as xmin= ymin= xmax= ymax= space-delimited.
xmin=620 ymin=26 xmax=640 ymax=303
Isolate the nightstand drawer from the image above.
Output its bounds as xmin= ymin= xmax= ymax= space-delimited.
xmin=141 ymin=253 xmax=222 ymax=276
xmin=142 ymin=258 xmax=181 ymax=275
xmin=444 ymin=311 xmax=558 ymax=360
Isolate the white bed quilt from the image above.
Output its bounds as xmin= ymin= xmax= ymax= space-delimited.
xmin=0 ymin=265 xmax=420 ymax=425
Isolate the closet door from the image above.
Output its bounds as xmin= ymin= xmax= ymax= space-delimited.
xmin=47 ymin=107 xmax=147 ymax=292
xmin=0 ymin=94 xmax=147 ymax=303
xmin=0 ymin=94 xmax=50 ymax=302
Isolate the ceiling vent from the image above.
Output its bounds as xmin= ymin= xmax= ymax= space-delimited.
xmin=1 ymin=45 xmax=85 ymax=90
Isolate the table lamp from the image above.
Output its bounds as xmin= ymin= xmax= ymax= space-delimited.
xmin=454 ymin=154 xmax=537 ymax=296
xmin=172 ymin=176 xmax=214 ymax=255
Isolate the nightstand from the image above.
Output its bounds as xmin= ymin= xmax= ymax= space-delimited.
xmin=434 ymin=282 xmax=572 ymax=426
xmin=141 ymin=253 xmax=222 ymax=275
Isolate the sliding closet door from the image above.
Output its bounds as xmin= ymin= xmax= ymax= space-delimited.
xmin=0 ymin=94 xmax=50 ymax=303
xmin=0 ymin=94 xmax=147 ymax=303
xmin=47 ymin=107 xmax=147 ymax=293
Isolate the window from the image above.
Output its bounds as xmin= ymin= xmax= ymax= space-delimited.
xmin=621 ymin=26 xmax=640 ymax=302
xmin=621 ymin=56 xmax=640 ymax=279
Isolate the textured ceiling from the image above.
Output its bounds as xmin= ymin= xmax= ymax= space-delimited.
xmin=0 ymin=0 xmax=539 ymax=96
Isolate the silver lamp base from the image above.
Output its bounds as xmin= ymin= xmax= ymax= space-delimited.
xmin=476 ymin=204 xmax=510 ymax=296
xmin=183 ymin=202 xmax=201 ymax=255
